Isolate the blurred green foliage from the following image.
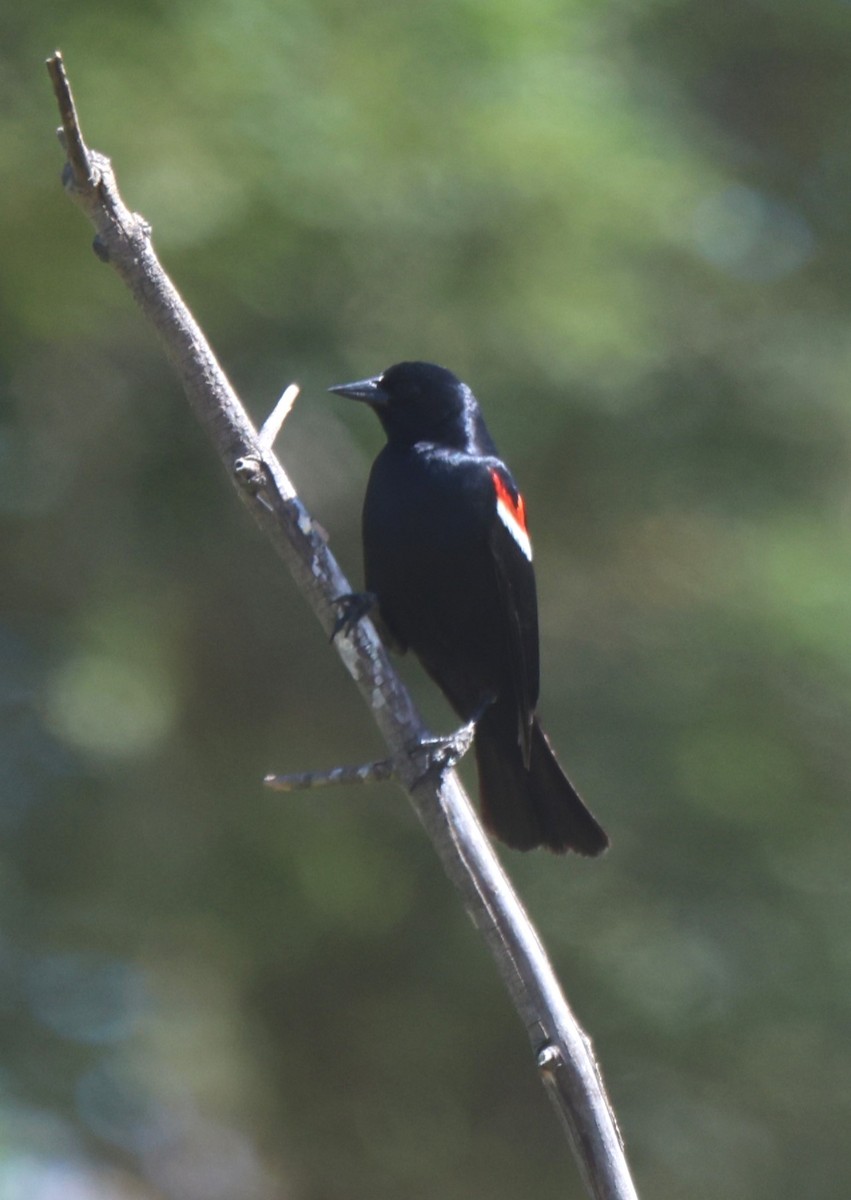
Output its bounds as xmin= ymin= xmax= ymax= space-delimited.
xmin=2 ymin=1 xmax=851 ymax=1197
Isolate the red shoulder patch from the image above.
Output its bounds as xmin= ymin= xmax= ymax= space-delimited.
xmin=491 ymin=469 xmax=527 ymax=531
xmin=490 ymin=469 xmax=532 ymax=561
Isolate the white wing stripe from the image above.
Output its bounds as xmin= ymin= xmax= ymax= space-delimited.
xmin=496 ymin=496 xmax=533 ymax=561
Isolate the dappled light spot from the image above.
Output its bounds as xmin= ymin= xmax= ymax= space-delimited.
xmin=26 ymin=953 xmax=148 ymax=1046
xmin=76 ymin=1059 xmax=277 ymax=1199
xmin=691 ymin=185 xmax=815 ymax=282
xmin=44 ymin=654 xmax=178 ymax=759
xmin=0 ymin=1156 xmax=152 ymax=1200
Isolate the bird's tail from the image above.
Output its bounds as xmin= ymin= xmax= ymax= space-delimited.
xmin=474 ymin=707 xmax=608 ymax=855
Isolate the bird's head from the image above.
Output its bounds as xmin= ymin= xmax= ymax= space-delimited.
xmin=330 ymin=361 xmax=484 ymax=449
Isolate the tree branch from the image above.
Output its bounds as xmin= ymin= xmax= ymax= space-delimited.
xmin=46 ymin=51 xmax=639 ymax=1200
xmin=264 ymin=758 xmax=396 ymax=792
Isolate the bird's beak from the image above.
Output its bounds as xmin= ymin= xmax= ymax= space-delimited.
xmin=328 ymin=374 xmax=389 ymax=408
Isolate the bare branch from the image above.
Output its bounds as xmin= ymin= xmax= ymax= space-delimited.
xmin=258 ymin=382 xmax=300 ymax=452
xmin=264 ymin=758 xmax=396 ymax=791
xmin=46 ymin=54 xmax=639 ymax=1200
xmin=46 ymin=50 xmax=96 ymax=187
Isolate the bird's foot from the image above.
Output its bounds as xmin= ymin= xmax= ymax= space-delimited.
xmin=330 ymin=591 xmax=378 ymax=641
xmin=416 ymin=718 xmax=478 ymax=775
xmin=410 ymin=694 xmax=496 ymax=784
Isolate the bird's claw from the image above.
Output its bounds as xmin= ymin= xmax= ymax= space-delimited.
xmin=409 ymin=693 xmax=496 ymax=785
xmin=414 ymin=717 xmax=478 ymax=779
xmin=330 ymin=592 xmax=378 ymax=641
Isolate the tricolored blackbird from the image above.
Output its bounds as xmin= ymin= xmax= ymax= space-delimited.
xmin=330 ymin=361 xmax=607 ymax=855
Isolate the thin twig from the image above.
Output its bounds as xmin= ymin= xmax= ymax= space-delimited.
xmin=46 ymin=50 xmax=96 ymax=187
xmin=46 ymin=53 xmax=639 ymax=1200
xmin=264 ymin=758 xmax=396 ymax=791
xmin=258 ymin=382 xmax=300 ymax=452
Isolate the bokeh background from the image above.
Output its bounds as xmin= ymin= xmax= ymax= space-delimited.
xmin=3 ymin=2 xmax=851 ymax=1197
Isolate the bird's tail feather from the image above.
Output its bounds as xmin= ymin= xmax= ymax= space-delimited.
xmin=474 ymin=709 xmax=608 ymax=855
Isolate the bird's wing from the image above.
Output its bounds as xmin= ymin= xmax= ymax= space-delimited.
xmin=487 ymin=464 xmax=540 ymax=766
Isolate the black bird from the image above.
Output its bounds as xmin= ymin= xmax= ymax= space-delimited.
xmin=330 ymin=361 xmax=607 ymax=855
